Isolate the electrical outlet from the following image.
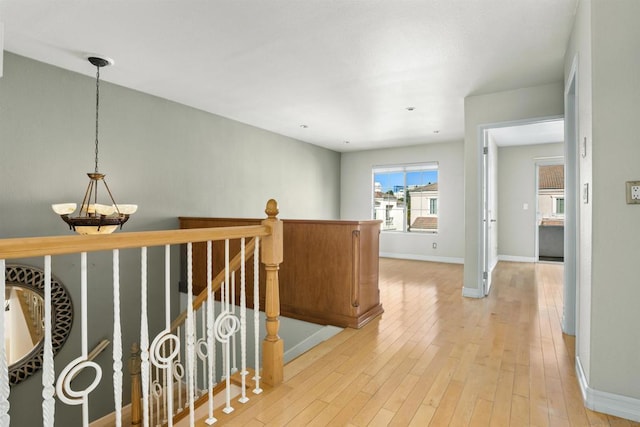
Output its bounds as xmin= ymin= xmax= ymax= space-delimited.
xmin=626 ymin=181 xmax=640 ymax=204
xmin=432 ymin=242 xmax=437 ymax=249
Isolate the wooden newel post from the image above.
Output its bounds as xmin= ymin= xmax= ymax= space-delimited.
xmin=261 ymin=199 xmax=284 ymax=386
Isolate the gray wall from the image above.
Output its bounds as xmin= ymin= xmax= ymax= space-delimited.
xmin=565 ymin=0 xmax=593 ymax=388
xmin=0 ymin=52 xmax=340 ymax=425
xmin=340 ymin=141 xmax=465 ymax=263
xmin=463 ymin=83 xmax=564 ymax=296
xmin=571 ymin=0 xmax=640 ymax=405
xmin=497 ymin=142 xmax=564 ymax=260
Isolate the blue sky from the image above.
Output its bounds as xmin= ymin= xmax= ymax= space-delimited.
xmin=375 ymin=170 xmax=438 ymax=192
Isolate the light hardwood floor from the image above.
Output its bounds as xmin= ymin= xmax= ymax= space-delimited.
xmin=199 ymin=259 xmax=639 ymax=426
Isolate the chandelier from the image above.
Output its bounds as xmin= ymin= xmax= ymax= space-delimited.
xmin=52 ymin=56 xmax=137 ymax=235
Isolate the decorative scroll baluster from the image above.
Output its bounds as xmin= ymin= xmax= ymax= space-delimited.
xmin=239 ymin=238 xmax=249 ymax=404
xmin=0 ymin=259 xmax=9 ymax=427
xmin=175 ymin=327 xmax=183 ymax=413
xmin=199 ymin=305 xmax=207 ymax=394
xmin=113 ymin=249 xmax=123 ymax=427
xmin=222 ymin=239 xmax=233 ymax=413
xmin=148 ymin=245 xmax=181 ymax=427
xmin=42 ymin=256 xmax=54 ymax=426
xmin=56 ymin=253 xmax=103 ymax=427
xmin=164 ymin=244 xmax=175 ymax=426
xmin=253 ymin=237 xmax=262 ymax=394
xmin=140 ymin=247 xmax=150 ymax=427
xmin=231 ymin=273 xmax=237 ymax=375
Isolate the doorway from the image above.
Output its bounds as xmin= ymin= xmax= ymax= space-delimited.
xmin=479 ymin=117 xmax=566 ymax=295
xmin=536 ymin=162 xmax=565 ymax=263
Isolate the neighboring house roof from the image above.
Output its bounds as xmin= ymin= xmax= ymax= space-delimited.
xmin=411 ymin=217 xmax=438 ymax=230
xmin=409 ymin=183 xmax=438 ymax=192
xmin=539 ymin=165 xmax=564 ymax=190
xmin=375 ymin=191 xmax=395 ymax=198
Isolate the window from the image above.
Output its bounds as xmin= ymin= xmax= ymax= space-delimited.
xmin=429 ymin=198 xmax=438 ymax=215
xmin=554 ymin=197 xmax=565 ymax=215
xmin=372 ymin=163 xmax=438 ymax=233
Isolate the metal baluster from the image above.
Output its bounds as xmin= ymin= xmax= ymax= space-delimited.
xmin=186 ymin=243 xmax=196 ymax=425
xmin=113 ymin=249 xmax=123 ymax=427
xmin=239 ymin=238 xmax=249 ymax=404
xmin=253 ymin=238 xmax=262 ymax=394
xmin=0 ymin=259 xmax=9 ymax=427
xmin=42 ymin=256 xmax=54 ymax=426
xmin=205 ymin=241 xmax=216 ymax=424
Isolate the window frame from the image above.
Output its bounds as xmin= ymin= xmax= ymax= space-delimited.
xmin=372 ymin=162 xmax=439 ymax=234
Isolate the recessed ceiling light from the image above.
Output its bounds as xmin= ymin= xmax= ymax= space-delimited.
xmin=406 ymin=107 xmax=415 ymax=111
xmin=300 ymin=124 xmax=308 ymax=128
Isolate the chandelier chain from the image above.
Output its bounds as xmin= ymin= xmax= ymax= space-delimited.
xmin=94 ymin=66 xmax=100 ymax=174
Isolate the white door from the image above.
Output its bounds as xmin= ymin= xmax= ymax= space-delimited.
xmin=482 ymin=131 xmax=498 ymax=295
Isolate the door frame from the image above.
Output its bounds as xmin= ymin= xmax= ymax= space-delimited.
xmin=477 ymin=115 xmax=566 ymax=296
xmin=562 ymin=57 xmax=579 ymax=336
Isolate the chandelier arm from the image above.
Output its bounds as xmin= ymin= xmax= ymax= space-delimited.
xmin=79 ymin=179 xmax=95 ymax=217
xmin=101 ymin=179 xmax=122 ymax=215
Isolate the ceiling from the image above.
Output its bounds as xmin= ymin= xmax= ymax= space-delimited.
xmin=0 ymin=1 xmax=577 ymax=152
xmin=490 ymin=119 xmax=565 ymax=147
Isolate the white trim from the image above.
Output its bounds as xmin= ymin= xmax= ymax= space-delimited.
xmin=372 ymin=162 xmax=438 ymax=173
xmin=497 ymin=255 xmax=536 ymax=263
xmin=563 ymin=54 xmax=579 ymax=337
xmin=576 ymin=357 xmax=640 ymax=422
xmin=489 ymin=257 xmax=498 ymax=272
xmin=462 ymin=287 xmax=484 ymax=298
xmin=379 ymin=252 xmax=464 ymax=264
xmin=283 ymin=325 xmax=343 ymax=363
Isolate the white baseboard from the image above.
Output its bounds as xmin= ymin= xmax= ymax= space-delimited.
xmin=576 ymin=356 xmax=640 ymax=422
xmin=462 ymin=287 xmax=484 ymax=298
xmin=497 ymin=255 xmax=536 ymax=263
xmin=284 ymin=325 xmax=342 ymax=363
xmin=380 ymin=252 xmax=464 ymax=264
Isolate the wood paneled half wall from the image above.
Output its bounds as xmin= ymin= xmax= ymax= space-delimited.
xmin=179 ymin=217 xmax=384 ymax=328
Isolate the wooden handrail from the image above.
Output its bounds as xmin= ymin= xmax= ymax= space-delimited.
xmin=0 ymin=225 xmax=270 ymax=260
xmin=169 ymin=237 xmax=257 ymax=331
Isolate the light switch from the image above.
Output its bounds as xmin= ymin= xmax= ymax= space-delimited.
xmin=523 ymin=203 xmax=528 ymax=210
xmin=626 ymin=181 xmax=640 ymax=204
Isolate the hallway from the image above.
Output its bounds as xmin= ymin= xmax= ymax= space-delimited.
xmin=201 ymin=259 xmax=638 ymax=426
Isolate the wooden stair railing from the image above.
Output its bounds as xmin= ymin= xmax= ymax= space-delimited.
xmin=130 ymin=199 xmax=283 ymax=426
xmin=169 ymin=237 xmax=258 ymax=330
xmin=0 ymin=199 xmax=283 ymax=427
xmin=129 ymin=236 xmax=259 ymax=425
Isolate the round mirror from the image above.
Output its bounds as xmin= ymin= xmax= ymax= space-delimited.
xmin=4 ymin=264 xmax=73 ymax=385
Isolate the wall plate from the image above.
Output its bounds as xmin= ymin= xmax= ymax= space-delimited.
xmin=626 ymin=181 xmax=640 ymax=204
xmin=583 ymin=183 xmax=589 ymax=204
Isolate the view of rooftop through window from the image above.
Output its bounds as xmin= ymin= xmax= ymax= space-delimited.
xmin=373 ymin=164 xmax=438 ymax=233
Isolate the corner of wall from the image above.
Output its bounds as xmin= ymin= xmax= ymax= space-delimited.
xmin=576 ymin=356 xmax=640 ymax=422
xmin=1 ymin=24 xmax=4 ymax=78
